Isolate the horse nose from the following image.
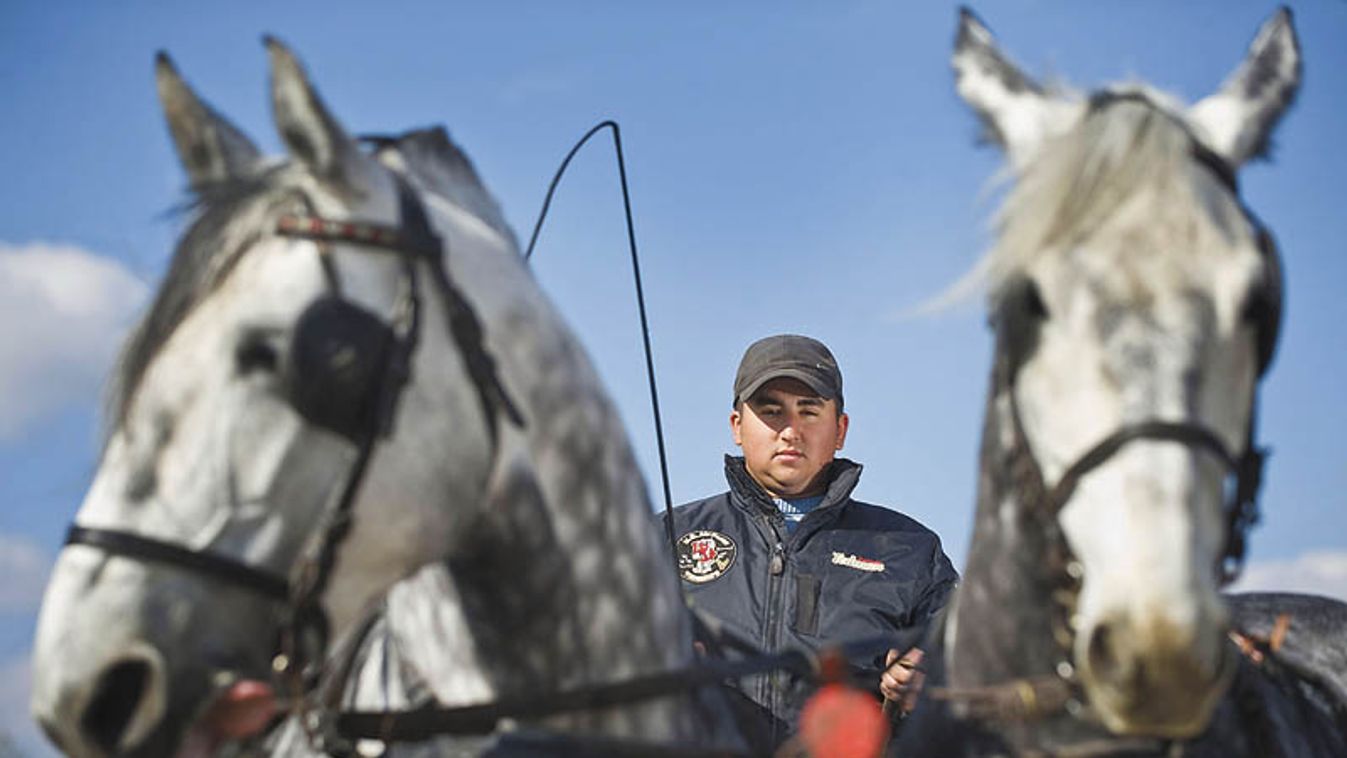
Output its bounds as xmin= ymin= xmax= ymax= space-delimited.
xmin=1084 ymin=621 xmax=1136 ymax=691
xmin=77 ymin=651 xmax=168 ymax=754
xmin=1078 ymin=607 xmax=1229 ymax=736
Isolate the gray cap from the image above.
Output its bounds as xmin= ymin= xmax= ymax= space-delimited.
xmin=733 ymin=334 xmax=843 ymax=410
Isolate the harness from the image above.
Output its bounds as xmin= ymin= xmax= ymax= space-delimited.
xmin=63 ymin=173 xmax=532 ymax=750
xmin=930 ymin=92 xmax=1284 ymax=728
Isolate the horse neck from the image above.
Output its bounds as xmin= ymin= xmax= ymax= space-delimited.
xmin=440 ymin=418 xmax=697 ymax=740
xmin=945 ymin=356 xmax=1073 ymax=687
xmin=422 ymin=219 xmax=697 ymax=737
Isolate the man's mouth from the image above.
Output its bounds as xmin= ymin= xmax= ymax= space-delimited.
xmin=776 ymin=449 xmax=804 ymax=460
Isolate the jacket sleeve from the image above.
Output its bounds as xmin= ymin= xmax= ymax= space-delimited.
xmin=911 ymin=537 xmax=959 ymax=626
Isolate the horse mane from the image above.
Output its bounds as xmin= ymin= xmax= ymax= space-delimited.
xmin=976 ymin=88 xmax=1254 ymax=307
xmin=375 ymin=127 xmax=519 ymax=250
xmin=106 ymin=128 xmax=516 ymax=436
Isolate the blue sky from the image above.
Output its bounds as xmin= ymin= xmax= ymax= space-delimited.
xmin=2 ymin=2 xmax=1345 ymax=754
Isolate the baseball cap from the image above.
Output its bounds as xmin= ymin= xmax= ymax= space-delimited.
xmin=733 ymin=334 xmax=843 ymax=410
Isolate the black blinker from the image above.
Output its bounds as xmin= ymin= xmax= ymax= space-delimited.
xmin=287 ymin=296 xmax=394 ymax=441
xmin=1253 ymin=228 xmax=1283 ymax=377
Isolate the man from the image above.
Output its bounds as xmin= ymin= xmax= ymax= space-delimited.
xmin=666 ymin=334 xmax=958 ymax=748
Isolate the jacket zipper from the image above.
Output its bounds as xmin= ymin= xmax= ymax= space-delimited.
xmin=762 ymin=519 xmax=788 ymax=744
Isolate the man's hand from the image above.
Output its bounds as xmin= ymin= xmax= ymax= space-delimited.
xmin=880 ymin=647 xmax=924 ymax=715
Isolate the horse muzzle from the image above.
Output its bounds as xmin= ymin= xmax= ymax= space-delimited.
xmin=1075 ymin=606 xmax=1236 ymax=737
xmin=31 ymin=550 xmax=275 ymax=757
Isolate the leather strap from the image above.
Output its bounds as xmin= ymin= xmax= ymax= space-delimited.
xmin=65 ymin=525 xmax=290 ymax=601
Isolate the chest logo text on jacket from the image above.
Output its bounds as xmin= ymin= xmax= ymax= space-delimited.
xmin=831 ymin=551 xmax=885 ymax=573
xmin=677 ymin=530 xmax=738 ymax=584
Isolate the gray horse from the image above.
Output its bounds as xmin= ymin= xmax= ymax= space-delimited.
xmin=31 ymin=40 xmax=746 ymax=758
xmin=894 ymin=8 xmax=1347 ymax=756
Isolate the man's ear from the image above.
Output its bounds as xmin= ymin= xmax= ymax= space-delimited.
xmin=730 ymin=409 xmax=744 ymax=447
xmin=835 ymin=412 xmax=850 ymax=450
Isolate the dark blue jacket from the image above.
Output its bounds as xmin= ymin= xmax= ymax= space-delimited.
xmin=665 ymin=456 xmax=958 ymax=747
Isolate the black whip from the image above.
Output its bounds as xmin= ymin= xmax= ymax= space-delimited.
xmin=524 ymin=121 xmax=680 ymax=571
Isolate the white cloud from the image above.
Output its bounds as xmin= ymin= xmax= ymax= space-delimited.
xmin=0 ymin=535 xmax=49 ymax=614
xmin=1230 ymin=549 xmax=1347 ymax=602
xmin=0 ymin=655 xmax=59 ymax=758
xmin=0 ymin=242 xmax=147 ymax=439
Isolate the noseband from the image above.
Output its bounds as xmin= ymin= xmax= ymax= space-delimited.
xmin=62 ymin=171 xmax=523 ymax=722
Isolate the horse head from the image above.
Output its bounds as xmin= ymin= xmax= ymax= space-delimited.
xmin=31 ymin=40 xmax=516 ymax=757
xmin=948 ymin=7 xmax=1297 ymax=739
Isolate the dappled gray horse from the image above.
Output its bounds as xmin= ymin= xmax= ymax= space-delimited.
xmin=31 ymin=40 xmax=739 ymax=758
xmin=894 ymin=8 xmax=1347 ymax=757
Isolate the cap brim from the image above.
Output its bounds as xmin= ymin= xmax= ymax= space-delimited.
xmin=737 ymin=368 xmax=836 ymax=405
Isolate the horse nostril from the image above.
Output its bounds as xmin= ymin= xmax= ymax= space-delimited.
xmin=38 ymin=719 xmax=70 ymax=756
xmin=81 ymin=659 xmax=151 ymax=753
xmin=1087 ymin=623 xmax=1122 ymax=681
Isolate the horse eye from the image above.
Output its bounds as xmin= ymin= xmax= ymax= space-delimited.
xmin=1012 ymin=278 xmax=1049 ymax=321
xmin=1240 ymin=289 xmax=1270 ymax=325
xmin=235 ymin=333 xmax=280 ymax=376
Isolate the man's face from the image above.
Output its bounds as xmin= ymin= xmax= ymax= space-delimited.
xmin=731 ymin=377 xmax=849 ymax=499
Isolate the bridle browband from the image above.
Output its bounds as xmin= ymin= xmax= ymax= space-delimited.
xmin=932 ymin=92 xmax=1281 ymax=729
xmin=62 ymin=170 xmax=525 ymax=743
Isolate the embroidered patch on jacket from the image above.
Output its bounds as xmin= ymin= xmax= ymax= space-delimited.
xmin=831 ymin=551 xmax=885 ymax=573
xmin=677 ymin=530 xmax=738 ymax=584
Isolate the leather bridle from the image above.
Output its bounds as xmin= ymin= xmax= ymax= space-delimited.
xmin=932 ymin=93 xmax=1283 ymax=727
xmin=62 ymin=171 xmax=523 ymax=744
xmin=1021 ymin=91 xmax=1280 ymax=589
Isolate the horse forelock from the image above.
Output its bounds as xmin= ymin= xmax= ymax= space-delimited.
xmin=106 ymin=168 xmax=298 ymax=435
xmin=981 ymin=88 xmax=1254 ymax=310
xmin=106 ymin=129 xmax=516 ymax=440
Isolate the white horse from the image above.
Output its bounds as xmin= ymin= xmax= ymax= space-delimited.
xmin=895 ymin=7 xmax=1347 ymax=757
xmin=30 ymin=40 xmax=743 ymax=758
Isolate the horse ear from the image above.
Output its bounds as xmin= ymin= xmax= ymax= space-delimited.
xmin=951 ymin=7 xmax=1076 ymax=169
xmin=155 ymin=52 xmax=262 ymax=189
xmin=1189 ymin=7 xmax=1301 ymax=168
xmin=265 ymin=36 xmax=376 ymax=191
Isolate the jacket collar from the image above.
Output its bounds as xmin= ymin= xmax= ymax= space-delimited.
xmin=722 ymin=455 xmax=863 ymax=518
